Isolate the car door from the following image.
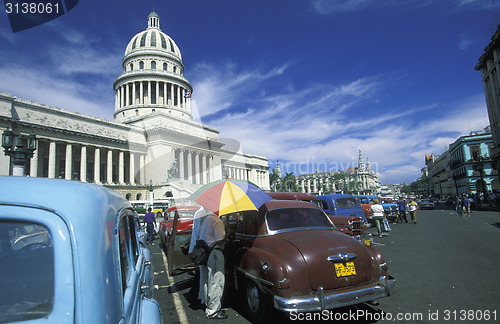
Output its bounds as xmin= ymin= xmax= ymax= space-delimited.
xmin=166 ymin=210 xmax=195 ymax=275
xmin=0 ymin=205 xmax=75 ymax=323
xmin=117 ymin=208 xmax=161 ymax=323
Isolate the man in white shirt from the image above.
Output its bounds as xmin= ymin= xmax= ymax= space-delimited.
xmin=370 ymin=199 xmax=385 ymax=238
xmin=199 ymin=212 xmax=227 ymax=319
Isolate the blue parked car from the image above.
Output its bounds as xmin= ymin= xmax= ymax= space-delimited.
xmin=318 ymin=194 xmax=367 ymax=222
xmin=0 ymin=176 xmax=162 ymax=323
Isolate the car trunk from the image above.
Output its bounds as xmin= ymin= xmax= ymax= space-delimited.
xmin=281 ymin=230 xmax=377 ymax=291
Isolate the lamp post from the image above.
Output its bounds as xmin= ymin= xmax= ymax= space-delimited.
xmin=2 ymin=129 xmax=37 ymax=176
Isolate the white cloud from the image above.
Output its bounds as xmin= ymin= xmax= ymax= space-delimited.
xmin=190 ymin=61 xmax=489 ymax=184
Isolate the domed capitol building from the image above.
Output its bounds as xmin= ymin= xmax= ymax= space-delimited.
xmin=0 ymin=12 xmax=270 ymax=199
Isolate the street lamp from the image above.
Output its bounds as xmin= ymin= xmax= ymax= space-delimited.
xmin=2 ymin=129 xmax=37 ymax=176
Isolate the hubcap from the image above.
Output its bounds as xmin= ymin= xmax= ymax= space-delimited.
xmin=246 ymin=282 xmax=260 ymax=313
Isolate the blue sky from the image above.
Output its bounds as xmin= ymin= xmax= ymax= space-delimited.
xmin=1 ymin=0 xmax=499 ymax=184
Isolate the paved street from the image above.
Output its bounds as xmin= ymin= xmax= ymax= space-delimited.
xmin=149 ymin=205 xmax=500 ymax=323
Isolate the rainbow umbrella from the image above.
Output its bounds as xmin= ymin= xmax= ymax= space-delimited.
xmin=189 ymin=179 xmax=272 ymax=216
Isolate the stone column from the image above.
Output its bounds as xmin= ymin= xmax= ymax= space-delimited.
xmin=179 ymin=150 xmax=185 ymax=180
xmin=163 ymin=82 xmax=167 ymax=104
xmin=29 ymin=145 xmax=38 ymax=177
xmin=120 ymin=86 xmax=124 ymax=108
xmin=170 ymin=83 xmax=174 ymax=105
xmin=80 ymin=146 xmax=87 ymax=182
xmin=147 ymin=81 xmax=152 ymax=104
xmin=107 ymin=150 xmax=113 ymax=184
xmin=129 ymin=152 xmax=135 ymax=185
xmin=94 ymin=147 xmax=101 ymax=184
xmin=156 ymin=81 xmax=160 ymax=105
xmin=140 ymin=81 xmax=144 ymax=105
xmin=119 ymin=151 xmax=125 ymax=184
xmin=139 ymin=154 xmax=145 ymax=185
xmin=187 ymin=151 xmax=193 ymax=184
xmin=177 ymin=86 xmax=181 ymax=108
xmin=48 ymin=141 xmax=56 ymax=179
xmin=132 ymin=82 xmax=136 ymax=105
xmin=194 ymin=153 xmax=200 ymax=184
xmin=65 ymin=143 xmax=72 ymax=180
xmin=125 ymin=83 xmax=130 ymax=106
xmin=201 ymin=154 xmax=207 ymax=184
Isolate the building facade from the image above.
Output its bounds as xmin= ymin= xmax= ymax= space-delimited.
xmin=0 ymin=12 xmax=270 ymax=199
xmin=294 ymin=150 xmax=380 ymax=195
xmin=475 ymin=25 xmax=500 ymax=175
xmin=425 ymin=128 xmax=497 ymax=197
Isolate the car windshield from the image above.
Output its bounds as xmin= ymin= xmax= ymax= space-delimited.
xmin=335 ymin=198 xmax=359 ymax=208
xmin=421 ymin=199 xmax=432 ymax=203
xmin=0 ymin=221 xmax=54 ymax=323
xmin=266 ymin=207 xmax=333 ymax=232
xmin=177 ymin=210 xmax=196 ymax=219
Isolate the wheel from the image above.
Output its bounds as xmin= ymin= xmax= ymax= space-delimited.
xmin=243 ymin=279 xmax=267 ymax=323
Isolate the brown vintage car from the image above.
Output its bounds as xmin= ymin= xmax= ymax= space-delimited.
xmin=222 ymin=200 xmax=396 ymax=322
xmin=268 ymin=192 xmax=366 ymax=237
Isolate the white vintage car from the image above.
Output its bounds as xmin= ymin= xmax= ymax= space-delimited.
xmin=0 ymin=176 xmax=162 ymax=323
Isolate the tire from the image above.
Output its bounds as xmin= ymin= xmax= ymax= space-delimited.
xmin=243 ymin=279 xmax=267 ymax=323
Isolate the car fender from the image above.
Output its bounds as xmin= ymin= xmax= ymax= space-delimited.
xmin=237 ymin=239 xmax=311 ymax=298
xmin=139 ymin=298 xmax=162 ymax=324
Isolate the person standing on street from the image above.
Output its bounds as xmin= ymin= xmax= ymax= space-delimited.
xmin=397 ymin=197 xmax=408 ymax=223
xmin=408 ymin=199 xmax=418 ymax=224
xmin=199 ymin=212 xmax=227 ymax=319
xmin=143 ymin=207 xmax=156 ymax=245
xmin=370 ymin=199 xmax=385 ymax=238
xmin=189 ymin=207 xmax=209 ymax=307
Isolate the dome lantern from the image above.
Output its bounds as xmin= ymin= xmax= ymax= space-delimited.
xmin=148 ymin=11 xmax=160 ymax=29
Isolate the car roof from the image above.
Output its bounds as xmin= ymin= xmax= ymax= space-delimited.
xmin=0 ymin=176 xmax=131 ymax=229
xmin=268 ymin=192 xmax=320 ymax=201
xmin=262 ymin=199 xmax=322 ymax=210
xmin=167 ymin=206 xmax=199 ymax=211
xmin=318 ymin=194 xmax=357 ymax=199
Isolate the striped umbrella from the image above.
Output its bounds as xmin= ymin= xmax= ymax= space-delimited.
xmin=188 ymin=179 xmax=272 ymax=216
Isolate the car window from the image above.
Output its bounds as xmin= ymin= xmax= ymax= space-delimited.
xmin=266 ymin=208 xmax=333 ymax=231
xmin=335 ymin=198 xmax=359 ymax=208
xmin=0 ymin=221 xmax=54 ymax=323
xmin=118 ymin=210 xmax=140 ymax=295
xmin=235 ymin=210 xmax=261 ymax=235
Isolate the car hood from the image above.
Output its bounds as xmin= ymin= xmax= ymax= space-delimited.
xmin=278 ymin=230 xmax=378 ymax=291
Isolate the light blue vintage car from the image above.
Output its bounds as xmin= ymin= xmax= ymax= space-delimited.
xmin=0 ymin=176 xmax=162 ymax=323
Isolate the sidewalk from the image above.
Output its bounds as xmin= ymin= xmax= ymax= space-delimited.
xmin=474 ymin=203 xmax=500 ymax=212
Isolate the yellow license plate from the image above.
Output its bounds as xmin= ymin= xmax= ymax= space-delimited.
xmin=334 ymin=262 xmax=356 ymax=277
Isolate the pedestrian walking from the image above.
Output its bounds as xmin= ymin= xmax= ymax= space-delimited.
xmin=462 ymin=196 xmax=472 ymax=217
xmin=408 ymin=199 xmax=418 ymax=224
xmin=397 ymin=197 xmax=408 ymax=223
xmin=199 ymin=212 xmax=227 ymax=319
xmin=143 ymin=207 xmax=156 ymax=245
xmin=370 ymin=199 xmax=385 ymax=238
xmin=455 ymin=196 xmax=462 ymax=215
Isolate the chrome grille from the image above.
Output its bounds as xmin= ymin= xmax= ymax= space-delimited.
xmin=349 ymin=220 xmax=363 ymax=236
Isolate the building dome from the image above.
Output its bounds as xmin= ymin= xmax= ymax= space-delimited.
xmin=113 ymin=12 xmax=193 ymax=123
xmin=124 ymin=12 xmax=182 ymax=61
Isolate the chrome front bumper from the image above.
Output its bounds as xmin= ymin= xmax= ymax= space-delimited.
xmin=273 ymin=276 xmax=397 ymax=313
